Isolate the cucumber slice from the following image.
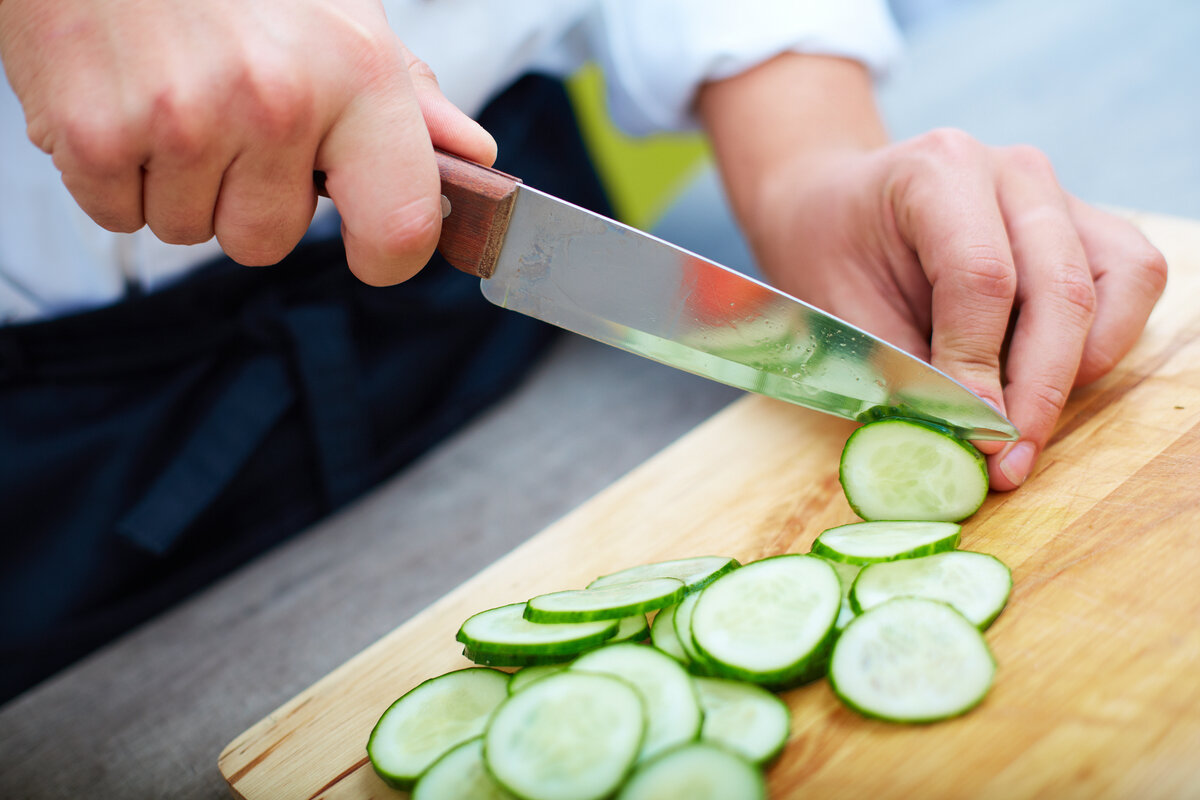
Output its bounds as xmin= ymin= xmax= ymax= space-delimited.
xmin=509 ymin=662 xmax=573 ymax=695
xmin=367 ymin=668 xmax=510 ymax=790
xmin=484 ymin=672 xmax=646 ymax=800
xmin=693 ymin=677 xmax=791 ymax=765
xmin=649 ymin=605 xmax=689 ymax=664
xmin=525 ymin=578 xmax=686 ymax=623
xmin=458 ymin=603 xmax=618 ymax=656
xmin=572 ymin=643 xmax=703 ymax=762
xmin=588 ymin=556 xmax=739 ymax=594
xmin=839 ymin=417 xmax=988 ymax=522
xmin=691 ymin=555 xmax=841 ymax=687
xmin=670 ymin=591 xmax=708 ymax=668
xmin=830 ymin=597 xmax=996 ymax=723
xmin=615 ymin=742 xmax=765 ymax=800
xmin=412 ymin=737 xmax=516 ymax=800
xmin=811 ymin=521 xmax=961 ymax=565
xmin=822 ymin=558 xmax=862 ymax=631
xmin=463 ymin=648 xmax=576 ymax=668
xmin=850 ymin=551 xmax=1012 ymax=629
xmin=610 ymin=614 xmax=651 ymax=644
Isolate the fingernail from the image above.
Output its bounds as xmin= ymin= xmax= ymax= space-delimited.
xmin=999 ymin=441 xmax=1037 ymax=486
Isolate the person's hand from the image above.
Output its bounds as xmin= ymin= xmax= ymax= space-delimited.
xmin=0 ymin=0 xmax=495 ymax=285
xmin=700 ymin=54 xmax=1167 ymax=490
xmin=746 ymin=133 xmax=1167 ymax=489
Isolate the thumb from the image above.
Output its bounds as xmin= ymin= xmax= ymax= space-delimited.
xmin=402 ymin=45 xmax=497 ymax=166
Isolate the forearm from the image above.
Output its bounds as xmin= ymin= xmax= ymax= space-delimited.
xmin=696 ymin=53 xmax=888 ymax=240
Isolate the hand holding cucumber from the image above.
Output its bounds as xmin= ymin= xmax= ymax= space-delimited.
xmin=698 ymin=54 xmax=1168 ymax=493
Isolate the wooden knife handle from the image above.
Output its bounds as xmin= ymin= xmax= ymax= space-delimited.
xmin=435 ymin=150 xmax=521 ymax=279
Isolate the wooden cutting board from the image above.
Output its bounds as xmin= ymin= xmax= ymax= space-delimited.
xmin=220 ymin=212 xmax=1200 ymax=800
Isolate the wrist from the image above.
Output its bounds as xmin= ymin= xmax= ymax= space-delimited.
xmin=697 ymin=52 xmax=887 ymax=253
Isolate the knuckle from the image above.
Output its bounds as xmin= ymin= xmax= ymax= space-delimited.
xmin=1137 ymin=244 xmax=1169 ymax=297
xmin=1003 ymin=144 xmax=1057 ymax=180
xmin=1027 ymin=380 xmax=1071 ymax=419
xmin=942 ymin=341 xmax=1001 ymax=375
xmin=1050 ymin=263 xmax=1097 ymax=321
xmin=406 ymin=56 xmax=439 ymax=85
xmin=241 ymin=59 xmax=316 ymax=141
xmin=376 ymin=198 xmax=441 ymax=261
xmin=1078 ymin=344 xmax=1120 ymax=385
xmin=149 ymin=94 xmax=212 ymax=162
xmin=54 ymin=113 xmax=138 ymax=174
xmin=340 ymin=24 xmax=407 ymax=83
xmin=911 ymin=127 xmax=984 ymax=166
xmin=959 ymin=245 xmax=1018 ymax=300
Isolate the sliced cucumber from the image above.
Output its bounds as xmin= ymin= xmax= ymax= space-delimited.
xmin=693 ymin=677 xmax=791 ymax=765
xmin=458 ymin=603 xmax=618 ymax=656
xmin=822 ymin=558 xmax=863 ymax=631
xmin=670 ymin=591 xmax=709 ymax=669
xmin=588 ymin=556 xmax=739 ymax=594
xmin=615 ymin=742 xmax=765 ymax=800
xmin=830 ymin=597 xmax=996 ymax=723
xmin=840 ymin=417 xmax=988 ymax=522
xmin=851 ymin=551 xmax=1012 ymax=629
xmin=463 ymin=647 xmax=576 ymax=668
xmin=811 ymin=520 xmax=961 ymax=565
xmin=691 ymin=555 xmax=841 ymax=687
xmin=484 ymin=672 xmax=646 ymax=800
xmin=367 ymin=668 xmax=510 ymax=790
xmin=525 ymin=578 xmax=686 ymax=624
xmin=572 ymin=643 xmax=702 ymax=762
xmin=509 ymin=662 xmax=573 ymax=695
xmin=610 ymin=614 xmax=651 ymax=644
xmin=412 ymin=737 xmax=516 ymax=800
xmin=649 ymin=605 xmax=689 ymax=664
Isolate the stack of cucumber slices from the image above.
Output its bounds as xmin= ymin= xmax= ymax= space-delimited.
xmin=367 ymin=417 xmax=1014 ymax=798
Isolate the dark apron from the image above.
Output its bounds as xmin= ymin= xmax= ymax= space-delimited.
xmin=0 ymin=75 xmax=613 ymax=703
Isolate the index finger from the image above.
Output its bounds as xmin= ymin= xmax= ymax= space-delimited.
xmin=990 ymin=148 xmax=1096 ymax=490
xmin=892 ymin=134 xmax=1017 ymax=430
xmin=317 ymin=52 xmax=442 ymax=287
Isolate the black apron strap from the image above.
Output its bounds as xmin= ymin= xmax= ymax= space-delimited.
xmin=115 ymin=355 xmax=296 ymax=555
xmin=282 ymin=303 xmax=374 ymax=509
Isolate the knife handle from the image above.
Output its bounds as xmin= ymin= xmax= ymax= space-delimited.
xmin=435 ymin=150 xmax=521 ymax=279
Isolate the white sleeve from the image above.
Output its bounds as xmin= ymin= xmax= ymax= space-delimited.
xmin=588 ymin=0 xmax=903 ymax=134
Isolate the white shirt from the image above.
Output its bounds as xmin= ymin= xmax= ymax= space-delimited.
xmin=0 ymin=0 xmax=900 ymax=324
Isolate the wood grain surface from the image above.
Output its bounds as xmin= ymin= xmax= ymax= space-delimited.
xmin=219 ymin=212 xmax=1200 ymax=800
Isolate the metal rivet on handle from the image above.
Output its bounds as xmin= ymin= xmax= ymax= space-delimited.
xmin=440 ymin=195 xmax=451 ymax=219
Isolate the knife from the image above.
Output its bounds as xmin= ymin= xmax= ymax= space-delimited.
xmin=434 ymin=151 xmax=1019 ymax=441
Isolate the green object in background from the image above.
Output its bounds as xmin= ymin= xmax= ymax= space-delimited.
xmin=566 ymin=63 xmax=710 ymax=231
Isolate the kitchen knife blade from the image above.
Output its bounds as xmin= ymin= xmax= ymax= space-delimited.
xmin=435 ymin=151 xmax=1018 ymax=441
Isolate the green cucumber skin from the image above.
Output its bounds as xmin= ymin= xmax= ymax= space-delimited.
xmin=839 ymin=417 xmax=988 ymax=523
xmin=367 ymin=668 xmax=510 ymax=790
xmin=690 ymin=555 xmax=839 ymax=689
xmin=848 ymin=552 xmax=1012 ymax=630
xmin=456 ymin=603 xmax=619 ymax=656
xmin=649 ymin=605 xmax=690 ymax=664
xmin=463 ymin=648 xmax=578 ymax=668
xmin=484 ymin=672 xmax=648 ymax=800
xmin=588 ymin=557 xmax=741 ymax=594
xmin=810 ymin=522 xmax=962 ymax=566
xmin=828 ymin=599 xmax=997 ymax=724
xmin=828 ymin=676 xmax=992 ymax=726
xmin=523 ymin=582 xmax=686 ymax=624
xmin=692 ymin=677 xmax=792 ymax=766
xmin=810 ymin=531 xmax=962 ymax=565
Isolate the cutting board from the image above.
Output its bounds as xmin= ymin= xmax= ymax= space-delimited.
xmin=220 ymin=211 xmax=1200 ymax=800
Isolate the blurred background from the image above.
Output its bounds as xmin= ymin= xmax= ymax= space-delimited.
xmin=575 ymin=0 xmax=1200 ymax=273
